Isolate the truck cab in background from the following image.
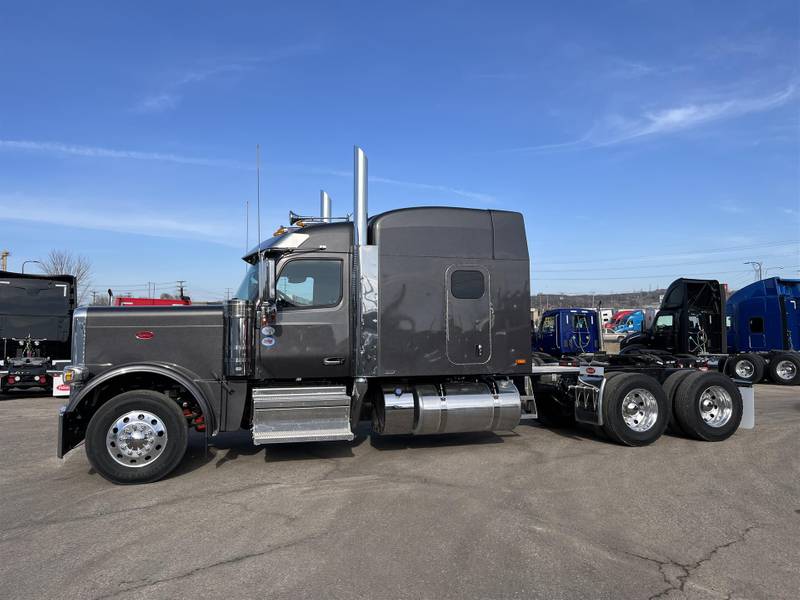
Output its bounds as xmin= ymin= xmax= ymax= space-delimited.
xmin=620 ymin=279 xmax=726 ymax=356
xmin=620 ymin=277 xmax=800 ymax=385
xmin=724 ymin=277 xmax=800 ymax=385
xmin=534 ymin=308 xmax=601 ymax=357
xmin=1 ymin=271 xmax=75 ymax=394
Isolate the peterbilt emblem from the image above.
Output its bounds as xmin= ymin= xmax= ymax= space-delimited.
xmin=586 ymin=367 xmax=596 ymax=375
xmin=135 ymin=331 xmax=155 ymax=340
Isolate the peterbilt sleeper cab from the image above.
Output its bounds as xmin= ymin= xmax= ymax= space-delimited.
xmin=58 ymin=147 xmax=533 ymax=484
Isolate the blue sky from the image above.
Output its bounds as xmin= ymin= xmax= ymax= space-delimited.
xmin=1 ymin=1 xmax=798 ymax=300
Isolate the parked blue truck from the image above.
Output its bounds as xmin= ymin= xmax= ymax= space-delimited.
xmin=533 ymin=308 xmax=601 ymax=358
xmin=620 ymin=277 xmax=800 ymax=385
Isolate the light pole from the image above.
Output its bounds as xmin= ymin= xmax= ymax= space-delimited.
xmin=21 ymin=260 xmax=44 ymax=274
xmin=744 ymin=261 xmax=763 ymax=281
xmin=765 ymin=266 xmax=784 ymax=277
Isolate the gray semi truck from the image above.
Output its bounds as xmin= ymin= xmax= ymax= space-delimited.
xmin=58 ymin=147 xmax=750 ymax=484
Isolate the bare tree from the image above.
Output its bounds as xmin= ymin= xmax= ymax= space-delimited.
xmin=40 ymin=250 xmax=93 ymax=304
xmin=159 ymin=292 xmax=175 ymax=300
xmin=90 ymin=291 xmax=111 ymax=306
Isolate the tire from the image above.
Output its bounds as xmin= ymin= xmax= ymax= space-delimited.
xmin=767 ymin=353 xmax=800 ymax=386
xmin=85 ymin=390 xmax=188 ymax=484
xmin=601 ymin=373 xmax=669 ymax=446
xmin=661 ymin=369 xmax=695 ymax=435
xmin=673 ymin=371 xmax=742 ymax=441
xmin=726 ymin=353 xmax=765 ymax=384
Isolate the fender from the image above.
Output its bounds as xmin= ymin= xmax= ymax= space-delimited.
xmin=59 ymin=362 xmax=219 ymax=458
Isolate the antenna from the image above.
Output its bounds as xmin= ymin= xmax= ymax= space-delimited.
xmin=256 ymin=144 xmax=262 ymax=254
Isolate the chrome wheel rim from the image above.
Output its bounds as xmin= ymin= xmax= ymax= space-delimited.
xmin=775 ymin=360 xmax=797 ymax=381
xmin=106 ymin=410 xmax=167 ymax=468
xmin=621 ymin=388 xmax=659 ymax=432
xmin=734 ymin=359 xmax=754 ymax=379
xmin=698 ymin=386 xmax=733 ymax=428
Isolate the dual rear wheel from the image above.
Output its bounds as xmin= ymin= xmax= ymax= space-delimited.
xmin=601 ymin=371 xmax=742 ymax=446
xmin=726 ymin=352 xmax=800 ymax=385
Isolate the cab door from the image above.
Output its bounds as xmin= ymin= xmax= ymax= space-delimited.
xmin=446 ymin=266 xmax=492 ymax=365
xmin=257 ymin=255 xmax=350 ymax=379
xmin=536 ymin=312 xmax=558 ymax=354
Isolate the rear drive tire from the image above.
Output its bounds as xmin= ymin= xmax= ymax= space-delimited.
xmin=726 ymin=353 xmax=765 ymax=384
xmin=661 ymin=369 xmax=695 ymax=435
xmin=85 ymin=390 xmax=188 ymax=485
xmin=673 ymin=372 xmax=742 ymax=441
xmin=601 ymin=373 xmax=668 ymax=446
xmin=767 ymin=353 xmax=800 ymax=386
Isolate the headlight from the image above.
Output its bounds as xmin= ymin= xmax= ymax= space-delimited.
xmin=62 ymin=366 xmax=86 ymax=384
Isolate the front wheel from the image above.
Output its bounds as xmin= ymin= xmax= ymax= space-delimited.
xmin=85 ymin=390 xmax=188 ymax=484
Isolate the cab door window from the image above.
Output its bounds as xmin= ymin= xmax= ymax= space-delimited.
xmin=654 ymin=314 xmax=674 ymax=332
xmin=276 ymin=259 xmax=342 ymax=309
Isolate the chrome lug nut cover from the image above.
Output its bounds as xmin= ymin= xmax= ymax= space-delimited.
xmin=620 ymin=388 xmax=659 ymax=432
xmin=775 ymin=359 xmax=796 ymax=381
xmin=698 ymin=386 xmax=733 ymax=428
xmin=106 ymin=410 xmax=167 ymax=468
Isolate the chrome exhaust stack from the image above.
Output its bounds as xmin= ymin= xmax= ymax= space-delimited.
xmin=354 ymin=146 xmax=368 ymax=247
xmin=352 ymin=145 xmax=378 ymax=380
xmin=320 ymin=190 xmax=332 ymax=223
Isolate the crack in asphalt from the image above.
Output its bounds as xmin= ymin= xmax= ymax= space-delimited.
xmin=620 ymin=525 xmax=759 ymax=600
xmin=92 ymin=529 xmax=334 ymax=600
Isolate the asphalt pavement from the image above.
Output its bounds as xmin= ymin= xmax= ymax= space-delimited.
xmin=1 ymin=385 xmax=798 ymax=599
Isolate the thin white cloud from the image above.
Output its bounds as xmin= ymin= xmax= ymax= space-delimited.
xmin=294 ymin=165 xmax=495 ymax=203
xmin=136 ymin=43 xmax=320 ymax=113
xmin=715 ymin=202 xmax=746 ymax=214
xmin=1 ymin=139 xmax=496 ymax=204
xmin=0 ymin=139 xmax=248 ymax=168
xmin=509 ymin=84 xmax=797 ymax=153
xmin=0 ymin=194 xmax=241 ymax=246
xmin=137 ymin=93 xmax=180 ymax=113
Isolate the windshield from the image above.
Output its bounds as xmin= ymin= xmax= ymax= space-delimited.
xmin=234 ymin=264 xmax=258 ymax=301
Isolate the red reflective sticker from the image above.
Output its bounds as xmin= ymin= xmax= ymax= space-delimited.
xmin=135 ymin=331 xmax=155 ymax=340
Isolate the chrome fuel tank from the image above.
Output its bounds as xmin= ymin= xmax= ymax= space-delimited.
xmin=375 ymin=380 xmax=520 ymax=435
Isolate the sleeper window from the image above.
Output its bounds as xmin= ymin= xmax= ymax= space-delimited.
xmin=451 ymin=270 xmax=485 ymax=300
xmin=748 ymin=317 xmax=764 ymax=334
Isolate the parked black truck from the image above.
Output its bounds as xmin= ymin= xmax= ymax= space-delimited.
xmin=620 ymin=277 xmax=800 ymax=385
xmin=59 ymin=148 xmax=750 ymax=484
xmin=1 ymin=270 xmax=76 ymax=393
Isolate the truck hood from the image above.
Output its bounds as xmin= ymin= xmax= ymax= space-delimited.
xmin=78 ymin=305 xmax=225 ymax=380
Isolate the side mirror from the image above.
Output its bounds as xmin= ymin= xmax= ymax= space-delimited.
xmin=267 ymin=258 xmax=276 ymax=302
xmin=257 ymin=257 xmax=277 ymax=303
